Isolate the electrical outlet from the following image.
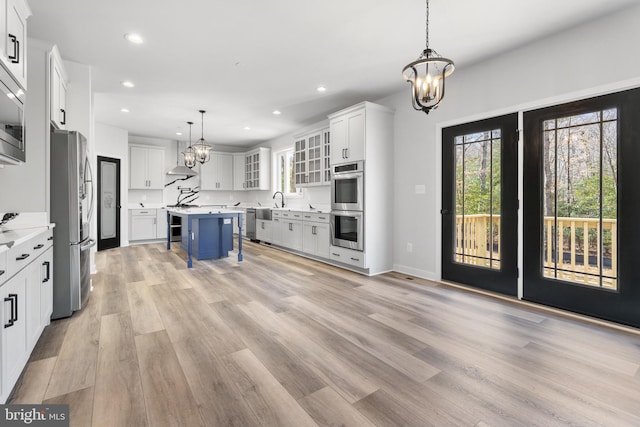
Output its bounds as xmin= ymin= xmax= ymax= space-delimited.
xmin=406 ymin=242 xmax=413 ymax=253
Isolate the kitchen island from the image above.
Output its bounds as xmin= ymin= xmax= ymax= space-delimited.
xmin=166 ymin=208 xmax=243 ymax=268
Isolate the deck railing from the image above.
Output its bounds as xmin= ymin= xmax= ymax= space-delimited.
xmin=455 ymin=214 xmax=617 ymax=288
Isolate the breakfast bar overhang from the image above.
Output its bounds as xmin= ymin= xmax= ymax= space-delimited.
xmin=166 ymin=208 xmax=243 ymax=268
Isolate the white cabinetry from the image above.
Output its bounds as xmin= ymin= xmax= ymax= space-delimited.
xmin=329 ymin=107 xmax=365 ymax=164
xmin=129 ymin=209 xmax=158 ymax=241
xmin=129 ymin=145 xmax=165 ymax=189
xmin=50 ymin=45 xmax=68 ymax=129
xmin=272 ymin=211 xmax=302 ymax=251
xmin=302 ymin=212 xmax=330 ymax=258
xmin=233 ymin=154 xmax=245 ymax=190
xmin=294 ymin=128 xmax=331 ymax=187
xmin=1 ymin=227 xmax=54 ymax=403
xmin=156 ymin=209 xmax=168 ymax=239
xmin=244 ymin=147 xmax=271 ymax=190
xmin=200 ymin=152 xmax=233 ymax=190
xmin=256 ymin=219 xmax=273 ymax=243
xmin=1 ymin=0 xmax=31 ymax=89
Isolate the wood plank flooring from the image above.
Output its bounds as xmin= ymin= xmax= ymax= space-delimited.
xmin=10 ymin=241 xmax=640 ymax=426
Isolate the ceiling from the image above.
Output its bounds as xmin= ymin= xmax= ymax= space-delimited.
xmin=27 ymin=0 xmax=637 ymax=148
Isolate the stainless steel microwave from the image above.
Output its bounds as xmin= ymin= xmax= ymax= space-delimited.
xmin=331 ymin=161 xmax=364 ymax=211
xmin=0 ymin=62 xmax=25 ymax=163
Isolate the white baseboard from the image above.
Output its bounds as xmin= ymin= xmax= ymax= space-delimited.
xmin=392 ymin=264 xmax=438 ymax=281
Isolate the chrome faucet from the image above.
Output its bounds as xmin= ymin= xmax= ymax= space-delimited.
xmin=273 ymin=191 xmax=285 ymax=208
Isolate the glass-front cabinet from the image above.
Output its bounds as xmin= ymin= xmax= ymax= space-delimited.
xmin=293 ymin=127 xmax=330 ymax=187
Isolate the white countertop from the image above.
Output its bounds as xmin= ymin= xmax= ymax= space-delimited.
xmin=166 ymin=207 xmax=242 ymax=215
xmin=0 ymin=224 xmax=55 ymax=252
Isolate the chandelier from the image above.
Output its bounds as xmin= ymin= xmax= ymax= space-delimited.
xmin=194 ymin=110 xmax=212 ymax=164
xmin=182 ymin=121 xmax=197 ymax=169
xmin=402 ymin=0 xmax=454 ymax=114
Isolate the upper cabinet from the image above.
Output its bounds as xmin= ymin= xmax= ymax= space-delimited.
xmin=200 ymin=152 xmax=233 ymax=191
xmin=0 ymin=0 xmax=31 ymax=90
xmin=294 ymin=127 xmax=330 ymax=187
xmin=50 ymin=46 xmax=68 ymax=129
xmin=329 ymin=107 xmax=365 ymax=165
xmin=129 ymin=145 xmax=165 ymax=189
xmin=244 ymin=147 xmax=271 ymax=190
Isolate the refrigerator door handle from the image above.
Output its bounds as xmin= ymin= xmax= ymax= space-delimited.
xmin=85 ymin=159 xmax=95 ymax=223
xmin=80 ymin=238 xmax=96 ymax=251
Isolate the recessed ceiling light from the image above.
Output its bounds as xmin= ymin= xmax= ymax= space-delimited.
xmin=316 ymin=86 xmax=327 ymax=93
xmin=243 ymin=126 xmax=251 ymax=131
xmin=272 ymin=110 xmax=281 ymax=115
xmin=121 ymin=80 xmax=135 ymax=88
xmin=124 ymin=33 xmax=144 ymax=44
xmin=120 ymin=108 xmax=130 ymax=113
xmin=176 ymin=132 xmax=182 ymax=136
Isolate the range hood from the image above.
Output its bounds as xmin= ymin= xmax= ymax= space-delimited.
xmin=167 ymin=140 xmax=197 ymax=177
xmin=167 ymin=164 xmax=197 ymax=177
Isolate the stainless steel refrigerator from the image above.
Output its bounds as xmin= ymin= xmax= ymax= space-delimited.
xmin=50 ymin=129 xmax=95 ymax=319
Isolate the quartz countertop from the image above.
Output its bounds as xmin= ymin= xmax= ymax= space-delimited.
xmin=0 ymin=224 xmax=55 ymax=252
xmin=166 ymin=207 xmax=242 ymax=215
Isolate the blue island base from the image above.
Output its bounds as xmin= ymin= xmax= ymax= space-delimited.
xmin=181 ymin=217 xmax=234 ymax=260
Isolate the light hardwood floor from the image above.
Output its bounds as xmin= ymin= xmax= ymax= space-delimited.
xmin=9 ymin=241 xmax=640 ymax=426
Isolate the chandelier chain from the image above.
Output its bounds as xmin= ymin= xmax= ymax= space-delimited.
xmin=425 ymin=0 xmax=429 ymax=50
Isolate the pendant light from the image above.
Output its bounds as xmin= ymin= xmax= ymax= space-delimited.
xmin=402 ymin=0 xmax=454 ymax=114
xmin=182 ymin=121 xmax=197 ymax=169
xmin=194 ymin=110 xmax=212 ymax=164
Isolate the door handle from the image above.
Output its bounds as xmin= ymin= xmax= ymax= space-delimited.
xmin=43 ymin=261 xmax=51 ymax=283
xmin=440 ymin=209 xmax=450 ymax=215
xmin=4 ymin=296 xmax=14 ymax=328
xmin=8 ymin=34 xmax=19 ymax=63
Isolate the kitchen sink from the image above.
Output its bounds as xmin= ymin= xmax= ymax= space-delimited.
xmin=256 ymin=208 xmax=272 ymax=220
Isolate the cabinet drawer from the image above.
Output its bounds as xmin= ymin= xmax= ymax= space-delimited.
xmin=130 ymin=209 xmax=156 ymax=217
xmin=6 ymin=236 xmax=39 ymax=279
xmin=329 ymin=246 xmax=366 ymax=268
xmin=272 ymin=211 xmax=284 ymax=219
xmin=302 ymin=212 xmax=330 ymax=223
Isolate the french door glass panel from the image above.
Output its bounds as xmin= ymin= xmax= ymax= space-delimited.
xmin=455 ymin=130 xmax=501 ymax=269
xmin=542 ymin=109 xmax=617 ymax=289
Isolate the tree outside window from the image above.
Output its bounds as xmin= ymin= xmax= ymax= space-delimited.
xmin=275 ymin=148 xmax=300 ymax=197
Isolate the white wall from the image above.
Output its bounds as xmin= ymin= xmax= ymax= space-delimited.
xmin=95 ymin=123 xmax=129 ymax=245
xmin=383 ymin=3 xmax=640 ymax=280
xmin=0 ymin=41 xmax=49 ymax=214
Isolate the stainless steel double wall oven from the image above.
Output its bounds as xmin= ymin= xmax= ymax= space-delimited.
xmin=330 ymin=161 xmax=364 ymax=251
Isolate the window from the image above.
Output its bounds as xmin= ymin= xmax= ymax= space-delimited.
xmin=542 ymin=108 xmax=618 ymax=289
xmin=274 ymin=148 xmax=301 ymax=196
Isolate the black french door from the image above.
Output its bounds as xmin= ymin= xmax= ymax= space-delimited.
xmin=97 ymin=156 xmax=121 ymax=251
xmin=523 ymin=88 xmax=640 ymax=328
xmin=442 ymin=113 xmax=519 ymax=296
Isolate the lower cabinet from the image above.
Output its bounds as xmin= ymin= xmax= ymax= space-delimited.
xmin=302 ymin=221 xmax=330 ymax=259
xmin=256 ymin=219 xmax=273 ymax=243
xmin=1 ymin=229 xmax=53 ymax=403
xmin=329 ymin=245 xmax=366 ymax=268
xmin=271 ymin=217 xmax=303 ymax=251
xmin=130 ymin=209 xmax=167 ymax=241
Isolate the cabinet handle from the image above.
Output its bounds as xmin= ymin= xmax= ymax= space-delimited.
xmin=8 ymin=34 xmax=19 ymax=64
xmin=48 ymin=236 xmax=54 ymax=241
xmin=345 ymin=148 xmax=349 ymax=159
xmin=16 ymin=253 xmax=30 ymax=261
xmin=61 ymin=109 xmax=66 ymax=125
xmin=350 ymin=257 xmax=360 ymax=261
xmin=289 ymin=223 xmax=293 ymax=231
xmin=0 ymin=270 xmax=4 ymax=276
xmin=318 ymin=216 xmax=326 ymax=220
xmin=332 ymin=252 xmax=340 ymax=257
xmin=43 ymin=261 xmax=51 ymax=283
xmin=34 ymin=244 xmax=45 ymax=250
xmin=4 ymin=293 xmax=18 ymax=327
xmin=4 ymin=296 xmax=14 ymax=328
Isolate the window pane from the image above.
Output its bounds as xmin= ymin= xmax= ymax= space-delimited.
xmin=542 ymin=109 xmax=618 ymax=289
xmin=454 ymin=129 xmax=501 ymax=269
